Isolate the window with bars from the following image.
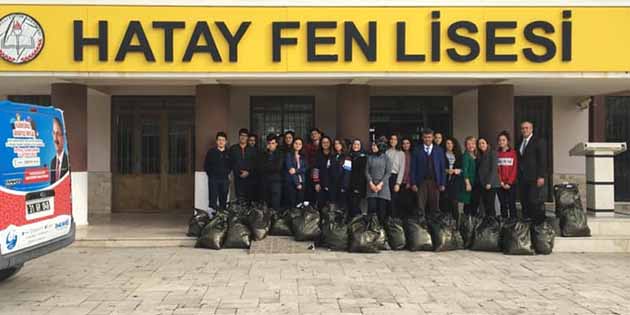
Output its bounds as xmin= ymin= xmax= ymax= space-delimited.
xmin=112 ymin=96 xmax=194 ymax=175
xmin=605 ymin=96 xmax=630 ymax=201
xmin=370 ymin=96 xmax=452 ymax=142
xmin=250 ymin=96 xmax=314 ymax=140
xmin=514 ymin=96 xmax=554 ymax=201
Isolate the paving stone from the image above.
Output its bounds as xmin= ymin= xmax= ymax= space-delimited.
xmin=2 ymin=248 xmax=630 ymax=314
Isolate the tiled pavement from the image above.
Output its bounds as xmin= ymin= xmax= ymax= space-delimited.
xmin=0 ymin=247 xmax=629 ymax=315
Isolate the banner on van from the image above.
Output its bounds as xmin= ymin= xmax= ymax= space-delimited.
xmin=0 ymin=101 xmax=73 ymax=255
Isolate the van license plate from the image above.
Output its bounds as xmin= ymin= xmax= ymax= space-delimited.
xmin=25 ymin=190 xmax=55 ymax=221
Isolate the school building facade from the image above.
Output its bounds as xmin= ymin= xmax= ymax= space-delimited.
xmin=0 ymin=1 xmax=629 ymax=225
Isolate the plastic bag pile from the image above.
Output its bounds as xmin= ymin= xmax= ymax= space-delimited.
xmin=188 ymin=200 xmax=272 ymax=250
xmin=187 ymin=183 xmax=589 ymax=254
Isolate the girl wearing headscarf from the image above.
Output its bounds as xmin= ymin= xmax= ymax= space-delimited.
xmin=365 ymin=139 xmax=393 ymax=222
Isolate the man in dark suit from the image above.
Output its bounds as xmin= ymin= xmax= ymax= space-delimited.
xmin=517 ymin=121 xmax=547 ymax=223
xmin=50 ymin=117 xmax=68 ymax=184
xmin=410 ymin=128 xmax=447 ymax=217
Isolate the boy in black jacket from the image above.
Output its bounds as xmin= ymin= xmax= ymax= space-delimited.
xmin=229 ymin=128 xmax=257 ymax=202
xmin=259 ymin=134 xmax=284 ymax=210
xmin=204 ymin=132 xmax=232 ymax=211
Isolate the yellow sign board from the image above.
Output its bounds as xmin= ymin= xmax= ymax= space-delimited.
xmin=0 ymin=6 xmax=627 ymax=72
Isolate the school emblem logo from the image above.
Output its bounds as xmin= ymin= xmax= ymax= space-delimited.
xmin=0 ymin=13 xmax=44 ymax=64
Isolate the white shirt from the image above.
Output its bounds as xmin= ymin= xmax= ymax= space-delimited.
xmin=520 ymin=134 xmax=533 ymax=155
xmin=424 ymin=144 xmax=433 ymax=156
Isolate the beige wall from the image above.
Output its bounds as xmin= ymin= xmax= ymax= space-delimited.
xmin=228 ymin=86 xmax=337 ymax=143
xmin=452 ymin=89 xmax=479 ymax=142
xmin=552 ymin=96 xmax=588 ymax=175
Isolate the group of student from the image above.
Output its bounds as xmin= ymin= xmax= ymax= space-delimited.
xmin=204 ymin=120 xmax=548 ymax=224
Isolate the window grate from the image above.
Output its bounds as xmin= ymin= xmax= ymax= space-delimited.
xmin=370 ymin=96 xmax=452 ymax=142
xmin=250 ymin=96 xmax=314 ymax=140
xmin=112 ymin=96 xmax=194 ymax=176
xmin=605 ymin=96 xmax=630 ymax=201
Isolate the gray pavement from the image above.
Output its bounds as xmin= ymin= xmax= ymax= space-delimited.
xmin=0 ymin=247 xmax=629 ymax=315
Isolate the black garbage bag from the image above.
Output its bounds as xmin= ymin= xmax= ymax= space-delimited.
xmin=321 ymin=209 xmax=349 ymax=251
xmin=501 ymin=219 xmax=535 ymax=255
xmin=292 ymin=204 xmax=321 ymax=241
xmin=549 ymin=216 xmax=562 ymax=236
xmin=349 ymin=214 xmax=381 ymax=253
xmin=248 ymin=206 xmax=272 ymax=241
xmin=196 ymin=212 xmax=229 ymax=249
xmin=532 ymin=218 xmax=556 ymax=255
xmin=404 ymin=216 xmax=433 ymax=251
xmin=319 ymin=203 xmax=336 ymax=220
xmin=376 ymin=225 xmax=390 ymax=251
xmin=385 ymin=217 xmax=406 ymax=250
xmin=429 ymin=213 xmax=464 ymax=252
xmin=460 ymin=215 xmax=483 ymax=249
xmin=223 ymin=216 xmax=252 ymax=249
xmin=187 ymin=209 xmax=210 ymax=237
xmin=470 ymin=216 xmax=502 ymax=252
xmin=554 ymin=183 xmax=591 ymax=237
xmin=227 ymin=200 xmax=252 ymax=217
xmin=270 ymin=209 xmax=293 ymax=236
xmin=557 ymin=207 xmax=591 ymax=237
xmin=554 ymin=183 xmax=582 ymax=210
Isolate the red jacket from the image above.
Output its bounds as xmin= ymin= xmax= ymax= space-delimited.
xmin=304 ymin=142 xmax=319 ymax=169
xmin=497 ymin=148 xmax=518 ymax=185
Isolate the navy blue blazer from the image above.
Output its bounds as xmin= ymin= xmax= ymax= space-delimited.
xmin=285 ymin=152 xmax=308 ymax=187
xmin=410 ymin=145 xmax=447 ymax=187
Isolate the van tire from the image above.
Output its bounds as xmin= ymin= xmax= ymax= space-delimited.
xmin=0 ymin=264 xmax=23 ymax=281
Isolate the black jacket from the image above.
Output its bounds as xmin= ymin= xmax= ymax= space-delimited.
xmin=349 ymin=152 xmax=368 ymax=197
xmin=49 ymin=152 xmax=69 ymax=185
xmin=204 ymin=147 xmax=231 ymax=180
xmin=517 ymin=135 xmax=547 ymax=182
xmin=228 ymin=143 xmax=257 ymax=173
xmin=477 ymin=149 xmax=500 ymax=188
xmin=259 ymin=149 xmax=284 ymax=182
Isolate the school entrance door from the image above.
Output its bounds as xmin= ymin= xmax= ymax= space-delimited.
xmin=111 ymin=96 xmax=195 ymax=212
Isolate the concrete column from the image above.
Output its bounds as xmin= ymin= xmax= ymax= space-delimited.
xmin=337 ymin=85 xmax=370 ymax=145
xmin=478 ymin=85 xmax=514 ymax=142
xmin=453 ymin=89 xmax=479 ymax=142
xmin=51 ymin=83 xmax=88 ymax=225
xmin=87 ymin=89 xmax=112 ymax=214
xmin=194 ymin=84 xmax=230 ymax=211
